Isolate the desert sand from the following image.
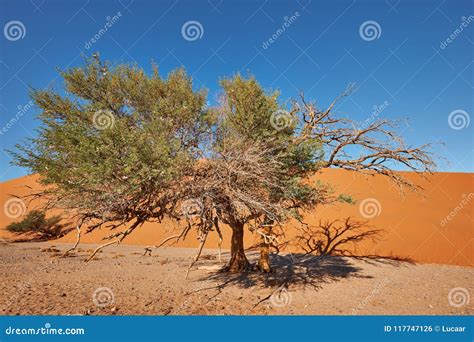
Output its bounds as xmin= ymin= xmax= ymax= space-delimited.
xmin=0 ymin=241 xmax=472 ymax=315
xmin=0 ymin=170 xmax=473 ymax=315
xmin=1 ymin=169 xmax=472 ymax=266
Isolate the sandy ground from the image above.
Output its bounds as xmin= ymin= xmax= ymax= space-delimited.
xmin=0 ymin=242 xmax=472 ymax=316
xmin=1 ymin=170 xmax=472 ymax=267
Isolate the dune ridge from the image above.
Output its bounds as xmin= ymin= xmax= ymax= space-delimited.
xmin=0 ymin=169 xmax=472 ymax=267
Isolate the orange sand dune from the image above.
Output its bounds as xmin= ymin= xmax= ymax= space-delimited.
xmin=0 ymin=170 xmax=472 ymax=267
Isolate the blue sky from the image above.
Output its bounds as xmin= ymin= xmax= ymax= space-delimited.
xmin=0 ymin=0 xmax=472 ymax=181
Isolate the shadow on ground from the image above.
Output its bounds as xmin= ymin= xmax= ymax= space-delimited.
xmin=192 ymin=251 xmax=413 ymax=307
xmin=199 ymin=252 xmax=381 ymax=291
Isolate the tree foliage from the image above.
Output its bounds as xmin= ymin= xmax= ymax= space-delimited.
xmin=10 ymin=55 xmax=436 ymax=273
xmin=12 ymin=55 xmax=211 ymax=238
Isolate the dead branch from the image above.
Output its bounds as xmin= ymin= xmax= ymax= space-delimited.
xmin=62 ymin=222 xmax=82 ymax=257
xmin=214 ymin=217 xmax=223 ymax=263
xmin=185 ymin=231 xmax=209 ymax=279
xmin=85 ymin=240 xmax=119 ymax=262
xmin=85 ymin=218 xmax=145 ymax=262
xmin=143 ymin=223 xmax=192 ymax=256
xmin=295 ymin=87 xmax=437 ymax=192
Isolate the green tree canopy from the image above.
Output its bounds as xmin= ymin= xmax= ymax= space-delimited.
xmin=11 ymin=55 xmax=435 ymax=273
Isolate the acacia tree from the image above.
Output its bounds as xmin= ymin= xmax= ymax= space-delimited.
xmin=11 ymin=55 xmax=212 ymax=257
xmin=196 ymin=80 xmax=436 ymax=272
xmin=11 ymin=56 xmax=436 ymax=274
xmin=171 ymin=75 xmax=330 ymax=273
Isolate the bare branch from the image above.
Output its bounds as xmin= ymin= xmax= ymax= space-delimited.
xmin=295 ymin=87 xmax=437 ymax=192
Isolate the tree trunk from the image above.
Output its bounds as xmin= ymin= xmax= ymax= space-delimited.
xmin=256 ymin=224 xmax=272 ymax=273
xmin=227 ymin=220 xmax=250 ymax=273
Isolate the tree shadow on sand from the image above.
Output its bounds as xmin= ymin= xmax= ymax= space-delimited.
xmin=192 ymin=251 xmax=412 ymax=308
xmin=194 ymin=217 xmax=415 ymax=295
xmin=198 ymin=251 xmax=370 ymax=291
xmin=213 ymin=253 xmax=365 ymax=288
xmin=202 ymin=217 xmax=412 ymax=286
